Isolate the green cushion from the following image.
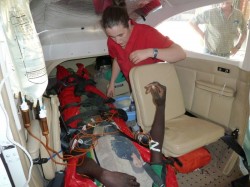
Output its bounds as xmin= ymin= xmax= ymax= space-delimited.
xmin=105 ymin=69 xmax=126 ymax=83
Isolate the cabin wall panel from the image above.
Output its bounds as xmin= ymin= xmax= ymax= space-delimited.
xmin=174 ymin=57 xmax=250 ymax=164
xmin=174 ymin=66 xmax=195 ymax=111
xmin=174 ymin=58 xmax=244 ymax=128
xmin=208 ymin=94 xmax=234 ymax=126
xmin=191 ymin=87 xmax=211 ymax=117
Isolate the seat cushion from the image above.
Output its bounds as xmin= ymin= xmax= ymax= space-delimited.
xmin=162 ymin=115 xmax=225 ymax=157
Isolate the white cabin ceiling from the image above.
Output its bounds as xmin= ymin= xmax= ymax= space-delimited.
xmin=30 ymin=0 xmax=225 ymax=33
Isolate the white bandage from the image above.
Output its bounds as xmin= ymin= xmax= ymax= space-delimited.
xmin=149 ymin=140 xmax=160 ymax=152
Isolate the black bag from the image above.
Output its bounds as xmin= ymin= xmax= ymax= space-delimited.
xmin=95 ymin=55 xmax=112 ymax=70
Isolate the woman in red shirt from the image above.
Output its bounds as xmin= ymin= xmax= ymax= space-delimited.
xmin=101 ymin=4 xmax=186 ymax=97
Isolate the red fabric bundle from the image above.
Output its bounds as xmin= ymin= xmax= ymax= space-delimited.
xmin=139 ymin=0 xmax=161 ymax=15
xmin=64 ymin=157 xmax=96 ymax=187
xmin=56 ymin=63 xmax=108 ymax=128
xmin=56 ymin=65 xmax=81 ymax=128
xmin=173 ymin=147 xmax=211 ymax=173
xmin=92 ymin=0 xmax=112 ymax=14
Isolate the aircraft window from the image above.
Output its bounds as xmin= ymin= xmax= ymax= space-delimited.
xmin=156 ymin=1 xmax=250 ymax=61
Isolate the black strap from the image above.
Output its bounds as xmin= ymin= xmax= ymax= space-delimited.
xmin=47 ymin=74 xmax=81 ymax=95
xmin=60 ymin=97 xmax=114 ymax=112
xmin=47 ymin=171 xmax=65 ymax=187
xmin=74 ymin=78 xmax=96 ymax=96
xmin=64 ymin=108 xmax=125 ymax=127
xmin=116 ymin=129 xmax=167 ymax=186
xmin=117 ymin=131 xmax=165 ymax=186
xmin=143 ymin=162 xmax=165 ymax=187
xmin=221 ymin=134 xmax=250 ymax=173
xmin=64 ymin=109 xmax=106 ymax=126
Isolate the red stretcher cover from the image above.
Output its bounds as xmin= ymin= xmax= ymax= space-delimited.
xmin=56 ymin=63 xmax=178 ymax=187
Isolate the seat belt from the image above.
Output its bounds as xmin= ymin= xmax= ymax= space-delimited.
xmin=221 ymin=129 xmax=250 ymax=187
xmin=106 ymin=124 xmax=166 ymax=187
xmin=143 ymin=162 xmax=165 ymax=187
xmin=221 ymin=134 xmax=250 ymax=173
xmin=221 ymin=129 xmax=250 ymax=173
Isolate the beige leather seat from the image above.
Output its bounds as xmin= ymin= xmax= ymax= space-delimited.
xmin=129 ymin=62 xmax=225 ymax=157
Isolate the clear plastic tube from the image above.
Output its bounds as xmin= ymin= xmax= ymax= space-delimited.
xmin=0 ymin=0 xmax=48 ymax=101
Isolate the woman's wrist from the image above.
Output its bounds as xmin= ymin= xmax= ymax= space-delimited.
xmin=109 ymin=81 xmax=115 ymax=86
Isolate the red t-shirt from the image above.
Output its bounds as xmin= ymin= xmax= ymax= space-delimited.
xmin=108 ymin=21 xmax=173 ymax=81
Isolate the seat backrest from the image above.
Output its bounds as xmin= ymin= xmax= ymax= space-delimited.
xmin=129 ymin=62 xmax=186 ymax=131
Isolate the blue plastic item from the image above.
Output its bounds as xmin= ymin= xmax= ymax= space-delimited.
xmin=114 ymin=95 xmax=136 ymax=121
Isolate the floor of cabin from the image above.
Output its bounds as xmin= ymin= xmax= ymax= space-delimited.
xmin=177 ymin=139 xmax=243 ymax=187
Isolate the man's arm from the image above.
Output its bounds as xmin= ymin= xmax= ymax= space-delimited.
xmin=235 ymin=31 xmax=247 ymax=50
xmin=231 ymin=15 xmax=247 ymax=55
xmin=231 ymin=31 xmax=247 ymax=55
xmin=76 ymin=157 xmax=140 ymax=187
xmin=144 ymin=82 xmax=166 ymax=163
xmin=236 ymin=12 xmax=248 ymax=49
xmin=189 ymin=21 xmax=205 ymax=40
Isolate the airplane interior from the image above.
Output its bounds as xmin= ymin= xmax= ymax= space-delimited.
xmin=0 ymin=0 xmax=250 ymax=187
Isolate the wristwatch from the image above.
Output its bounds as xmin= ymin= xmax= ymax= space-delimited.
xmin=153 ymin=48 xmax=158 ymax=59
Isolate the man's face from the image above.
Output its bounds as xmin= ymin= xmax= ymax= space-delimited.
xmin=105 ymin=22 xmax=132 ymax=49
xmin=221 ymin=0 xmax=233 ymax=8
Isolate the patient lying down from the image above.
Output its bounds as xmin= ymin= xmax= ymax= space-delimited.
xmin=76 ymin=82 xmax=167 ymax=187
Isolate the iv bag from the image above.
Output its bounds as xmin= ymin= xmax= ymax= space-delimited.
xmin=0 ymin=0 xmax=48 ymax=101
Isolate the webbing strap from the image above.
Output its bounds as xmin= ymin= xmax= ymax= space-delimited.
xmin=60 ymin=97 xmax=112 ymax=112
xmin=221 ymin=134 xmax=250 ymax=173
xmin=116 ymin=128 xmax=166 ymax=186
xmin=143 ymin=162 xmax=165 ymax=187
xmin=64 ymin=109 xmax=103 ymax=126
xmin=47 ymin=74 xmax=81 ymax=95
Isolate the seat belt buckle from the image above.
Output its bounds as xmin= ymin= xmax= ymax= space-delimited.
xmin=231 ymin=128 xmax=239 ymax=139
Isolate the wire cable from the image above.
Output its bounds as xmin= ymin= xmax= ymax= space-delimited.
xmin=0 ymin=46 xmax=33 ymax=186
xmin=0 ymin=100 xmax=33 ymax=187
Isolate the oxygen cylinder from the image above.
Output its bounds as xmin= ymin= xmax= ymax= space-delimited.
xmin=0 ymin=0 xmax=48 ymax=101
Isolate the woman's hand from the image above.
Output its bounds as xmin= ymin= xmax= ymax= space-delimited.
xmin=107 ymin=83 xmax=115 ymax=97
